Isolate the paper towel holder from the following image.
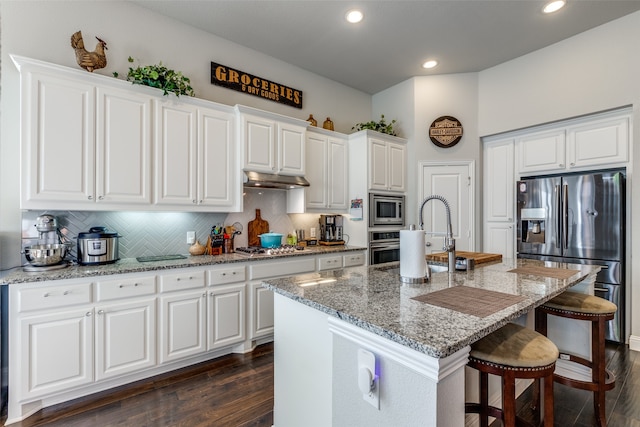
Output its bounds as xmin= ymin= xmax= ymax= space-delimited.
xmin=400 ymin=224 xmax=430 ymax=284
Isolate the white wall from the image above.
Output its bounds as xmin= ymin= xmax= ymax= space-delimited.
xmin=0 ymin=1 xmax=371 ymax=269
xmin=372 ymin=73 xmax=480 ymax=240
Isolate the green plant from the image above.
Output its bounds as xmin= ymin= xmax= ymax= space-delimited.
xmin=114 ymin=57 xmax=195 ymax=97
xmin=352 ymin=114 xmax=398 ymax=136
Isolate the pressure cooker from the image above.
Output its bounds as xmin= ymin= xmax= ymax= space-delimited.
xmin=77 ymin=226 xmax=120 ymax=265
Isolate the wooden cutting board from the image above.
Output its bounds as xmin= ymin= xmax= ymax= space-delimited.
xmin=247 ymin=209 xmax=269 ymax=247
xmin=425 ymin=251 xmax=502 ymax=265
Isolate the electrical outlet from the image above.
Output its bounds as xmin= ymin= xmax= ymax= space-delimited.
xmin=358 ymin=349 xmax=379 ymax=409
xmin=186 ymin=231 xmax=195 ymax=244
xmin=310 ymin=227 xmax=317 ymax=238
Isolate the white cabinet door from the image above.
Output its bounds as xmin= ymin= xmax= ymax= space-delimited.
xmin=243 ymin=114 xmax=276 ymax=173
xmin=159 ymin=290 xmax=207 ymax=364
xmin=484 ymin=139 xmax=515 ymax=222
xmin=22 ymin=70 xmax=95 ymax=207
xmin=20 ymin=308 xmax=93 ymax=399
xmin=96 ymin=86 xmax=152 ymax=205
xmin=327 ymin=136 xmax=349 ymax=209
xmin=207 ymin=284 xmax=246 ymax=350
xmin=198 ymin=107 xmax=236 ymax=208
xmin=369 ymin=138 xmax=389 ymax=191
xmin=516 ymin=130 xmax=566 ymax=174
xmin=154 ymin=101 xmax=198 ymax=206
xmin=95 ymin=297 xmax=156 ymax=380
xmin=305 ymin=132 xmax=328 ymax=208
xmin=248 ymin=281 xmax=275 ymax=339
xmin=567 ymin=116 xmax=629 ymax=169
xmin=388 ymin=141 xmax=406 ymax=192
xmin=278 ymin=123 xmax=305 ymax=175
xmin=483 ymin=222 xmax=515 ymax=260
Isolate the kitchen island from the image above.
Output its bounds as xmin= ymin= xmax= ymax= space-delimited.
xmin=262 ymin=258 xmax=598 ymax=427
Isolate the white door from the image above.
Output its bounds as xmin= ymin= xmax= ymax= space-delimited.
xmin=420 ymin=162 xmax=474 ymax=252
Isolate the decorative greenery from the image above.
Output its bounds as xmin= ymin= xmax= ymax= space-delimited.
xmin=113 ymin=57 xmax=195 ymax=97
xmin=352 ymin=114 xmax=398 ymax=136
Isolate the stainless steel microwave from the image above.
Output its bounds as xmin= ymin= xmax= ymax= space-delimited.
xmin=369 ymin=193 xmax=405 ymax=227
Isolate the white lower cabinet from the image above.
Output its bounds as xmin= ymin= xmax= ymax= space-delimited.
xmin=8 ymin=251 xmax=365 ymax=423
xmin=159 ymin=289 xmax=207 ymax=364
xmin=248 ymin=282 xmax=275 ymax=339
xmin=20 ymin=307 xmax=94 ymax=399
xmin=208 ymin=283 xmax=246 ymax=349
xmin=95 ymin=297 xmax=156 ymax=380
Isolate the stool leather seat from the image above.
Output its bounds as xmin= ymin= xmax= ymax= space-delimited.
xmin=543 ymin=291 xmax=617 ymax=315
xmin=466 ymin=323 xmax=557 ymax=427
xmin=471 ymin=322 xmax=559 ymax=368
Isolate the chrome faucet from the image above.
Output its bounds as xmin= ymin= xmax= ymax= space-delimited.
xmin=419 ymin=195 xmax=456 ymax=272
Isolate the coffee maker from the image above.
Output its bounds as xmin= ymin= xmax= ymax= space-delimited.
xmin=319 ymin=215 xmax=344 ymax=243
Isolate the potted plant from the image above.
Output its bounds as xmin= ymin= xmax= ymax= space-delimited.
xmin=352 ymin=114 xmax=398 ymax=136
xmin=114 ymin=57 xmax=195 ymax=97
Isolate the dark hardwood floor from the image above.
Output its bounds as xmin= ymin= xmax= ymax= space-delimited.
xmin=2 ymin=341 xmax=638 ymax=426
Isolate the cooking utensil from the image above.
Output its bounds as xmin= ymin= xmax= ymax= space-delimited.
xmin=258 ymin=232 xmax=283 ymax=248
xmin=248 ymin=209 xmax=269 ymax=247
xmin=23 ymin=243 xmax=70 ymax=266
xmin=77 ymin=226 xmax=120 ymax=265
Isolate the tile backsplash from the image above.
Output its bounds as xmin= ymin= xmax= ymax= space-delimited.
xmin=21 ymin=188 xmax=322 ymax=260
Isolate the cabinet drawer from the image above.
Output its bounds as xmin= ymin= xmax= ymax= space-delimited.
xmin=96 ymin=275 xmax=156 ymax=301
xmin=343 ymin=252 xmax=365 ymax=267
xmin=18 ymin=282 xmax=92 ymax=312
xmin=160 ymin=270 xmax=205 ymax=293
xmin=318 ymin=256 xmax=343 ymax=271
xmin=208 ymin=265 xmax=246 ymax=285
xmin=249 ymin=257 xmax=316 ymax=280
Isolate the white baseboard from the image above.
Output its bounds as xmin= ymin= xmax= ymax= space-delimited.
xmin=629 ymin=335 xmax=640 ymax=352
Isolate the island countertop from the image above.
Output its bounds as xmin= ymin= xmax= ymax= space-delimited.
xmin=262 ymin=258 xmax=599 ymax=358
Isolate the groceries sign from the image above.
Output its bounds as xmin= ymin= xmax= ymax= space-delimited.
xmin=211 ymin=62 xmax=303 ymax=109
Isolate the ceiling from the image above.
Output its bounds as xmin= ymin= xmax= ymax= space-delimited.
xmin=133 ymin=1 xmax=640 ymax=94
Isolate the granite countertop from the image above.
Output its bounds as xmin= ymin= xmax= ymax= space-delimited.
xmin=1 ymin=245 xmax=366 ymax=285
xmin=262 ymin=258 xmax=599 ymax=359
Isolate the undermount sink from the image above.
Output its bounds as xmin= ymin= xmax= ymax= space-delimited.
xmin=428 ymin=264 xmax=449 ymax=273
xmin=374 ymin=263 xmax=448 ymax=276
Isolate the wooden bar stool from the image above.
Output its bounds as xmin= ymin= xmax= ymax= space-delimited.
xmin=535 ymin=291 xmax=616 ymax=427
xmin=466 ymin=322 xmax=558 ymax=427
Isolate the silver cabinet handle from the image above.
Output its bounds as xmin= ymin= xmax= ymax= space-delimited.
xmin=426 ymin=242 xmax=432 ymax=247
xmin=98 ymin=196 xmax=104 ymax=200
xmin=119 ymin=283 xmax=140 ymax=288
xmin=570 ymin=162 xmax=575 ymax=167
xmin=98 ymin=310 xmax=105 ymax=315
xmin=88 ymin=195 xmax=93 ymax=200
xmin=86 ymin=312 xmax=92 ymax=317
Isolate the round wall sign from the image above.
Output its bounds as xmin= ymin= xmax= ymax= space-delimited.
xmin=428 ymin=116 xmax=463 ymax=148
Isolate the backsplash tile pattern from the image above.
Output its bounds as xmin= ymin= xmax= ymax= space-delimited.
xmin=19 ymin=187 xmax=318 ymax=262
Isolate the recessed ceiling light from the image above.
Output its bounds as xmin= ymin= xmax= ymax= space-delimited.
xmin=422 ymin=60 xmax=438 ymax=69
xmin=543 ymin=0 xmax=566 ymax=14
xmin=345 ymin=9 xmax=364 ymax=24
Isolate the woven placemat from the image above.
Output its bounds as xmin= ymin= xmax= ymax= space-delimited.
xmin=507 ymin=266 xmax=577 ymax=280
xmin=412 ymin=286 xmax=526 ymax=318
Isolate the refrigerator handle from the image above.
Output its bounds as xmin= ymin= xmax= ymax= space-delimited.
xmin=555 ymin=184 xmax=562 ymax=249
xmin=563 ymin=183 xmax=569 ymax=249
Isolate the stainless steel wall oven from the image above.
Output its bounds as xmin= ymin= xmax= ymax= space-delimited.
xmin=369 ymin=230 xmax=400 ymax=265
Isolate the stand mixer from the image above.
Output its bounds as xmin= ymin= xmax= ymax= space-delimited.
xmin=22 ymin=215 xmax=72 ymax=271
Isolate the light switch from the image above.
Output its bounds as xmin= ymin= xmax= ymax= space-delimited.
xmin=357 ymin=348 xmax=379 ymax=409
xmin=186 ymin=231 xmax=196 ymax=244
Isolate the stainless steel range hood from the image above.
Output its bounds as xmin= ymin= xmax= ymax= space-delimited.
xmin=243 ymin=171 xmax=310 ymax=189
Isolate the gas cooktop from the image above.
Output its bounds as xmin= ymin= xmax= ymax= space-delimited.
xmin=235 ymin=245 xmax=304 ymax=256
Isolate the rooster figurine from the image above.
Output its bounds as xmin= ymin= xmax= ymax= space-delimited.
xmin=70 ymin=30 xmax=108 ymax=72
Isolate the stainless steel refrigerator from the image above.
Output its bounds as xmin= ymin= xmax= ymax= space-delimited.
xmin=516 ymin=170 xmax=625 ymax=342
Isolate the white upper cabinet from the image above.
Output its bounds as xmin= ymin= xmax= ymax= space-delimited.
xmin=300 ymin=129 xmax=348 ymax=211
xmin=485 ymin=139 xmax=515 ymax=222
xmin=567 ymin=115 xmax=629 ymax=169
xmin=15 ymin=55 xmax=152 ymax=210
xmin=515 ymin=110 xmax=630 ymax=176
xmin=238 ymin=106 xmax=307 ymax=176
xmin=368 ymin=136 xmax=407 ymax=192
xmin=516 ymin=129 xmax=566 ymax=175
xmin=154 ymin=100 xmax=238 ymax=211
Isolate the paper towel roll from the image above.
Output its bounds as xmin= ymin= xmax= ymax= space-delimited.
xmin=400 ymin=229 xmax=426 ymax=279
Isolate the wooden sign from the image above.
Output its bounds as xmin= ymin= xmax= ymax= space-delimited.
xmin=429 ymin=116 xmax=463 ymax=148
xmin=211 ymin=62 xmax=303 ymax=109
